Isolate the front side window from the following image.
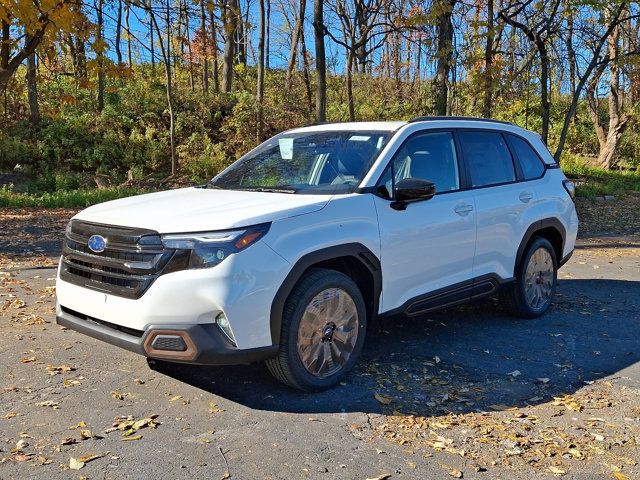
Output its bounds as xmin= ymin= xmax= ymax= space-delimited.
xmin=210 ymin=130 xmax=391 ymax=194
xmin=508 ymin=134 xmax=545 ymax=180
xmin=377 ymin=131 xmax=460 ymax=199
xmin=458 ymin=131 xmax=516 ymax=188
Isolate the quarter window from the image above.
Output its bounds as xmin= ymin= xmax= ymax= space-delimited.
xmin=378 ymin=131 xmax=460 ymax=198
xmin=458 ymin=131 xmax=516 ymax=187
xmin=508 ymin=135 xmax=545 ymax=180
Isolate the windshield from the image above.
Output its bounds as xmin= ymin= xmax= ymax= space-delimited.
xmin=209 ymin=130 xmax=392 ymax=194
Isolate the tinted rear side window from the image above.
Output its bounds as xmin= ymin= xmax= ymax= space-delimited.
xmin=508 ymin=134 xmax=545 ymax=179
xmin=458 ymin=131 xmax=516 ymax=188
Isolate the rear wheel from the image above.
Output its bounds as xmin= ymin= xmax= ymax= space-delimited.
xmin=266 ymin=268 xmax=367 ymax=391
xmin=500 ymin=237 xmax=557 ymax=318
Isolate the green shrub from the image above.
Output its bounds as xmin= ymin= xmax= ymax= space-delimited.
xmin=0 ymin=186 xmax=149 ymax=208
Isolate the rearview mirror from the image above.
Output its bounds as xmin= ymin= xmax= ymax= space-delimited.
xmin=391 ymin=178 xmax=436 ymax=210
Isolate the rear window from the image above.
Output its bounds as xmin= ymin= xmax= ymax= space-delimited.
xmin=508 ymin=134 xmax=545 ymax=180
xmin=457 ymin=131 xmax=516 ymax=187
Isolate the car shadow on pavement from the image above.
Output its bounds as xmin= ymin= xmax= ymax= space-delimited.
xmin=152 ymin=278 xmax=640 ymax=416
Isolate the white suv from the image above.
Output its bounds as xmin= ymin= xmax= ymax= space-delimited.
xmin=56 ymin=117 xmax=578 ymax=390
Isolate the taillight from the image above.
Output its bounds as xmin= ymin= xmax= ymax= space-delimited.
xmin=562 ymin=179 xmax=575 ymax=200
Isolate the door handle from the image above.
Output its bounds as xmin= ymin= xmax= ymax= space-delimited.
xmin=454 ymin=204 xmax=474 ymax=215
xmin=519 ymin=192 xmax=533 ymax=203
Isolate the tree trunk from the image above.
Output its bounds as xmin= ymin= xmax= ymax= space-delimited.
xmin=565 ymin=4 xmax=576 ymax=121
xmin=481 ymin=0 xmax=494 ymax=118
xmin=300 ymin=23 xmax=313 ymax=115
xmin=598 ymin=18 xmax=627 ymax=169
xmin=150 ymin=0 xmax=177 ymax=175
xmin=346 ymin=49 xmax=355 ymax=121
xmin=184 ymin=0 xmax=195 ymax=91
xmin=221 ymin=0 xmax=238 ymax=92
xmin=25 ymin=38 xmax=40 ymax=125
xmin=286 ymin=0 xmax=306 ymax=91
xmin=236 ymin=1 xmax=247 ymax=65
xmin=97 ymin=0 xmax=105 ymax=112
xmin=434 ymin=0 xmax=455 ymax=116
xmin=200 ymin=0 xmax=209 ymax=94
xmin=0 ymin=20 xmax=9 ymax=72
xmin=266 ymin=0 xmax=271 ymax=69
xmin=211 ymin=8 xmax=220 ymax=92
xmin=257 ymin=0 xmax=266 ymax=142
xmin=125 ymin=3 xmax=133 ymax=67
xmin=537 ymin=38 xmax=550 ymax=144
xmin=149 ymin=0 xmax=155 ymax=71
xmin=313 ymin=0 xmax=326 ymax=122
xmin=115 ymin=0 xmax=123 ymax=65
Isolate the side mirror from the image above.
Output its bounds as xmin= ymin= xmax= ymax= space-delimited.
xmin=391 ymin=178 xmax=436 ymax=210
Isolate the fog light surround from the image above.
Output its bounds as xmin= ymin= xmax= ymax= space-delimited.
xmin=143 ymin=329 xmax=197 ymax=361
xmin=216 ymin=312 xmax=236 ymax=346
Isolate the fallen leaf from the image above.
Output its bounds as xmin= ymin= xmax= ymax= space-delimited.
xmin=45 ymin=364 xmax=75 ymax=375
xmin=134 ymin=378 xmax=145 ymax=385
xmin=21 ymin=356 xmax=37 ymax=364
xmin=3 ymin=412 xmax=18 ymax=419
xmin=121 ymin=434 xmax=142 ymax=441
xmin=36 ymin=400 xmax=59 ymax=408
xmin=374 ymin=393 xmax=393 ymax=405
xmin=13 ymin=453 xmax=32 ymax=462
xmin=209 ymin=402 xmax=224 ymax=413
xmin=60 ymin=437 xmax=77 ymax=445
xmin=507 ymin=370 xmax=521 ymax=377
xmin=69 ymin=457 xmax=85 ymax=470
xmin=612 ymin=473 xmax=629 ymax=480
xmin=448 ymin=468 xmax=463 ymax=478
xmin=111 ymin=391 xmax=125 ymax=400
xmin=169 ymin=395 xmax=182 ymax=402
xmin=69 ymin=421 xmax=87 ymax=430
xmin=365 ymin=475 xmax=392 ymax=480
xmin=548 ymin=466 xmax=566 ymax=476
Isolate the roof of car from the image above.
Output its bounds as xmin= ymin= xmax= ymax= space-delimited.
xmin=288 ymin=117 xmax=527 ymax=134
xmin=288 ymin=121 xmax=407 ymax=133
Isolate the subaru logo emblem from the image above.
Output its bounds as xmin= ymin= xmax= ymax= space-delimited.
xmin=88 ymin=235 xmax=106 ymax=253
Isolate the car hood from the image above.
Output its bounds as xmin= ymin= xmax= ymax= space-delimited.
xmin=73 ymin=187 xmax=331 ymax=233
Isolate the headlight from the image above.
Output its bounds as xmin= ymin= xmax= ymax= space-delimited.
xmin=161 ymin=223 xmax=270 ymax=269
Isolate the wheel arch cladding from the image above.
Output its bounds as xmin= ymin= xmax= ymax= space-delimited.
xmin=269 ymin=243 xmax=382 ymax=345
xmin=514 ymin=218 xmax=566 ymax=276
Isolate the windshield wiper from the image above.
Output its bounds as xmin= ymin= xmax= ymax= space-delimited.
xmin=241 ymin=186 xmax=297 ymax=194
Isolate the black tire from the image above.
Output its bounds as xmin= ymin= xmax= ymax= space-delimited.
xmin=500 ymin=236 xmax=558 ymax=319
xmin=266 ymin=268 xmax=367 ymax=391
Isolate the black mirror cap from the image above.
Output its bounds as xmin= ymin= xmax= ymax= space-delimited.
xmin=394 ymin=178 xmax=436 ymax=204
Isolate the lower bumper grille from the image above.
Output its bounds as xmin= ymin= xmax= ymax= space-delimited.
xmin=60 ymin=220 xmax=177 ymax=299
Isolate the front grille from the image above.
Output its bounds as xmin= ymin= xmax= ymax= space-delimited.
xmin=60 ymin=220 xmax=176 ymax=299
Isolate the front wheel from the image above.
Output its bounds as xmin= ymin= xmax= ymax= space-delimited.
xmin=500 ymin=237 xmax=557 ymax=318
xmin=266 ymin=268 xmax=367 ymax=391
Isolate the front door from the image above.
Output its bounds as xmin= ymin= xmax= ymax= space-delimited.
xmin=373 ymin=130 xmax=477 ymax=314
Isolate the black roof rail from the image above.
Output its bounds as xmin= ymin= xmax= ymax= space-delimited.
xmin=408 ymin=116 xmax=516 ymax=126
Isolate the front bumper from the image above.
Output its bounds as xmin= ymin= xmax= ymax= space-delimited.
xmin=56 ymin=304 xmax=277 ymax=365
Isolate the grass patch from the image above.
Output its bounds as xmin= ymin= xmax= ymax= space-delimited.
xmin=0 ymin=187 xmax=150 ymax=208
xmin=562 ymin=156 xmax=640 ymax=198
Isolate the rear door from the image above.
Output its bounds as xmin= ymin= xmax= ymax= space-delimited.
xmin=457 ymin=130 xmax=540 ymax=281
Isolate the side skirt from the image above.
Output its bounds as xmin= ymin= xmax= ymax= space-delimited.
xmin=380 ymin=274 xmax=515 ymax=319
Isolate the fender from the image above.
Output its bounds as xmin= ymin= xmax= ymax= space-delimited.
xmin=269 ymin=243 xmax=382 ymax=345
xmin=514 ymin=217 xmax=566 ymax=276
